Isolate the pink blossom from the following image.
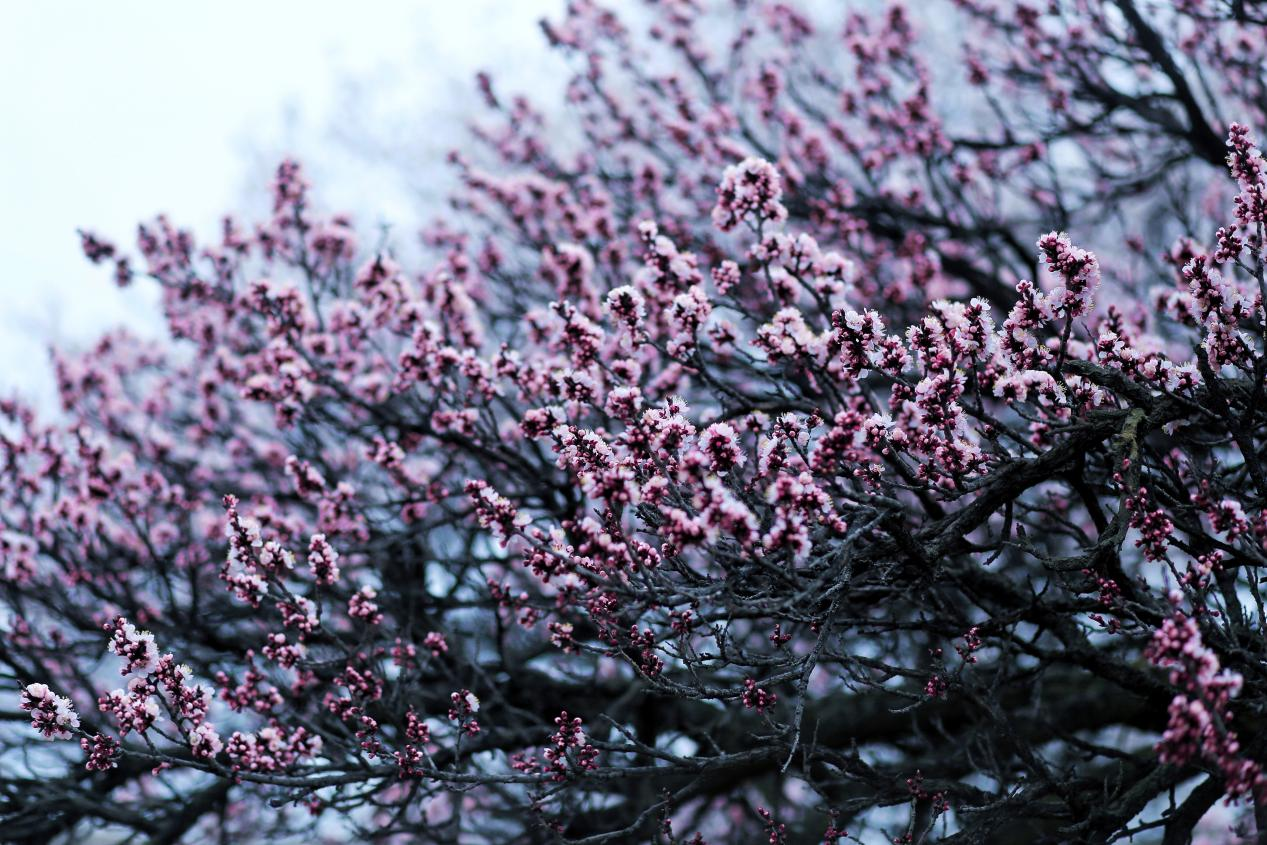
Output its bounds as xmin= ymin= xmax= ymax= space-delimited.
xmin=20 ymin=683 xmax=80 ymax=740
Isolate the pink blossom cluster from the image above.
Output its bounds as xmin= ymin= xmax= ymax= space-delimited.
xmin=20 ymin=682 xmax=80 ymax=740
xmin=225 ymin=722 xmax=323 ymax=774
xmin=711 ymin=157 xmax=788 ymax=231
xmin=539 ymin=710 xmax=599 ymax=781
xmin=1147 ymin=609 xmax=1265 ymax=802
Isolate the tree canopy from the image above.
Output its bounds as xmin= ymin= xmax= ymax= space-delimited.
xmin=5 ymin=1 xmax=1267 ymax=842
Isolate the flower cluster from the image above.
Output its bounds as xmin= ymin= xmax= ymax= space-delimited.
xmin=540 ymin=710 xmax=599 ymax=781
xmin=105 ymin=617 xmax=159 ymax=675
xmin=20 ymin=683 xmax=80 ymax=740
xmin=712 ymin=157 xmax=788 ymax=231
xmin=1147 ymin=609 xmax=1265 ymax=801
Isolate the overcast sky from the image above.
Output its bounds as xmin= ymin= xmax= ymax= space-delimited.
xmin=0 ymin=1 xmax=559 ymax=407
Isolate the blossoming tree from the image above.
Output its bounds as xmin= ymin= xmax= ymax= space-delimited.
xmin=4 ymin=1 xmax=1267 ymax=842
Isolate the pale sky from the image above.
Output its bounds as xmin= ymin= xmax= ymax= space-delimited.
xmin=0 ymin=1 xmax=560 ymax=407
